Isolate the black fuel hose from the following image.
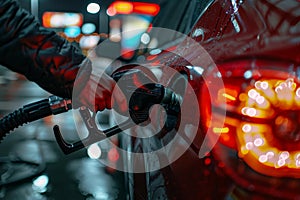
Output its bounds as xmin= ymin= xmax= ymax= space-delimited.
xmin=0 ymin=96 xmax=72 ymax=142
xmin=0 ymin=68 xmax=183 ymax=147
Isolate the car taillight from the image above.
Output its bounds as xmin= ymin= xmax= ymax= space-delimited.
xmin=201 ymin=59 xmax=300 ymax=178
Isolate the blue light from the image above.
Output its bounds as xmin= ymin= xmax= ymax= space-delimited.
xmin=82 ymin=23 xmax=96 ymax=34
xmin=32 ymin=175 xmax=49 ymax=193
xmin=64 ymin=26 xmax=81 ymax=38
xmin=244 ymin=70 xmax=253 ymax=79
xmin=122 ymin=34 xmax=141 ymax=49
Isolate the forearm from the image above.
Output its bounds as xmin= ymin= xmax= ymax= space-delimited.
xmin=0 ymin=0 xmax=85 ymax=98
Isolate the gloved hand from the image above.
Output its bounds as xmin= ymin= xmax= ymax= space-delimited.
xmin=0 ymin=0 xmax=127 ymax=113
xmin=72 ymin=58 xmax=127 ymax=113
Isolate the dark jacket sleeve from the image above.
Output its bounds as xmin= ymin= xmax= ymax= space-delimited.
xmin=0 ymin=0 xmax=86 ymax=98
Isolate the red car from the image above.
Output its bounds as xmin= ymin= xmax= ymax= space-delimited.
xmin=117 ymin=0 xmax=300 ymax=199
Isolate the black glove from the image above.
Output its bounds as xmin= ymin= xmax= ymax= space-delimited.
xmin=0 ymin=0 xmax=84 ymax=98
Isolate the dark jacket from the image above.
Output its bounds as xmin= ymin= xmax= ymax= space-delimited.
xmin=0 ymin=0 xmax=85 ymax=98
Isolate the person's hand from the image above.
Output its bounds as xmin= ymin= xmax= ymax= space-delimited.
xmin=72 ymin=58 xmax=127 ymax=113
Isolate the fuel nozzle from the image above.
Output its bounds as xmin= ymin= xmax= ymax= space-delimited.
xmin=0 ymin=67 xmax=183 ymax=155
xmin=128 ymin=83 xmax=182 ymax=126
xmin=162 ymin=86 xmax=183 ymax=111
xmin=111 ymin=67 xmax=182 ymax=126
xmin=48 ymin=95 xmax=72 ymax=115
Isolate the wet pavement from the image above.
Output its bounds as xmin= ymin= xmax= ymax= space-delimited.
xmin=0 ymin=70 xmax=126 ymax=200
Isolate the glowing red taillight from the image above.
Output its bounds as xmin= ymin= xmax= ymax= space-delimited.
xmin=200 ymin=59 xmax=300 ymax=177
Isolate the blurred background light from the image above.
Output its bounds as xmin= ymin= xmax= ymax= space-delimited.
xmin=32 ymin=175 xmax=49 ymax=193
xmin=107 ymin=1 xmax=160 ymax=16
xmin=64 ymin=26 xmax=81 ymax=37
xmin=120 ymin=15 xmax=152 ymax=59
xmin=111 ymin=1 xmax=133 ymax=15
xmin=141 ymin=32 xmax=150 ymax=44
xmin=87 ymin=143 xmax=102 ymax=159
xmin=87 ymin=3 xmax=101 ymax=14
xmin=82 ymin=23 xmax=96 ymax=34
xmin=79 ymin=35 xmax=100 ymax=49
xmin=42 ymin=12 xmax=83 ymax=28
xmin=106 ymin=6 xmax=117 ymax=16
xmin=108 ymin=148 xmax=119 ymax=162
xmin=109 ymin=19 xmax=121 ymax=42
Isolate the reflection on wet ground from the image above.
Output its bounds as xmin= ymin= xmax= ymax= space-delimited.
xmin=0 ymin=71 xmax=126 ymax=200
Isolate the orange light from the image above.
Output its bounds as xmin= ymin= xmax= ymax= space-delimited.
xmin=235 ymin=78 xmax=300 ymax=177
xmin=133 ymin=2 xmax=160 ymax=16
xmin=112 ymin=1 xmax=133 ymax=14
xmin=213 ymin=127 xmax=229 ymax=134
xmin=201 ymin=60 xmax=300 ymax=178
xmin=42 ymin=12 xmax=52 ymax=28
xmin=218 ymin=88 xmax=238 ymax=104
xmin=211 ymin=76 xmax=300 ymax=177
xmin=237 ymin=122 xmax=300 ymax=177
xmin=223 ymin=93 xmax=236 ymax=101
xmin=107 ymin=1 xmax=160 ymax=16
